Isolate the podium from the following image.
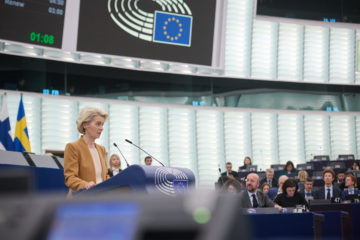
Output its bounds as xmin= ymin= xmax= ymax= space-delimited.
xmin=75 ymin=165 xmax=196 ymax=196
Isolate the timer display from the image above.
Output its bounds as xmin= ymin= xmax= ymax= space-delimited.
xmin=0 ymin=0 xmax=66 ymax=48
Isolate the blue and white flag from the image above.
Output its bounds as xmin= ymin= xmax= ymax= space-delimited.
xmin=0 ymin=95 xmax=15 ymax=151
xmin=153 ymin=11 xmax=192 ymax=47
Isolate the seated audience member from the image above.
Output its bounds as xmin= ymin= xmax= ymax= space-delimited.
xmin=144 ymin=156 xmax=152 ymax=166
xmin=107 ymin=154 xmax=122 ymax=177
xmin=274 ymin=179 xmax=309 ymax=210
xmin=267 ymin=175 xmax=288 ymax=200
xmin=277 ymin=175 xmax=289 ymax=195
xmin=239 ymin=156 xmax=252 ymax=170
xmin=279 ymin=161 xmax=297 ymax=176
xmin=221 ymin=162 xmax=239 ymax=179
xmin=260 ymin=168 xmax=278 ymax=188
xmin=335 ymin=170 xmax=346 ymax=191
xmin=260 ymin=182 xmax=270 ymax=195
xmin=314 ymin=168 xmax=342 ymax=200
xmin=341 ymin=173 xmax=360 ymax=200
xmin=239 ymin=173 xmax=282 ymax=211
xmin=297 ymin=170 xmax=308 ymax=192
xmin=350 ymin=161 xmax=360 ymax=171
xmin=221 ymin=178 xmax=242 ymax=194
xmin=299 ymin=178 xmax=314 ymax=201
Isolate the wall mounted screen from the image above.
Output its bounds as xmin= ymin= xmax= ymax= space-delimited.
xmin=77 ymin=0 xmax=218 ymax=66
xmin=256 ymin=0 xmax=360 ymax=24
xmin=0 ymin=0 xmax=67 ymax=49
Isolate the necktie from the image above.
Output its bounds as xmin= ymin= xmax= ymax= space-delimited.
xmin=306 ymin=192 xmax=311 ymax=197
xmin=326 ymin=189 xmax=331 ymax=200
xmin=268 ymin=180 xmax=272 ymax=187
xmin=252 ymin=194 xmax=258 ymax=208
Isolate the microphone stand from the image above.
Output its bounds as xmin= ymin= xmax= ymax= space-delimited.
xmin=113 ymin=143 xmax=130 ymax=167
xmin=125 ymin=139 xmax=165 ymax=166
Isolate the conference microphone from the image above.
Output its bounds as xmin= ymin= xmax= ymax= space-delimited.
xmin=113 ymin=143 xmax=130 ymax=167
xmin=218 ymin=166 xmax=225 ymax=186
xmin=125 ymin=139 xmax=165 ymax=167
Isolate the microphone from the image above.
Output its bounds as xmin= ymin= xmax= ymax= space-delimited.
xmin=218 ymin=166 xmax=224 ymax=186
xmin=125 ymin=139 xmax=165 ymax=166
xmin=113 ymin=143 xmax=130 ymax=167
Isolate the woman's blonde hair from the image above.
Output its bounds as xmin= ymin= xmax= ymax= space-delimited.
xmin=298 ymin=170 xmax=308 ymax=182
xmin=76 ymin=106 xmax=108 ymax=134
xmin=109 ymin=154 xmax=121 ymax=169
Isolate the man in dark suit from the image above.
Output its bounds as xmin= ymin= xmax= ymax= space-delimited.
xmin=260 ymin=168 xmax=278 ymax=188
xmin=239 ymin=173 xmax=282 ymax=211
xmin=314 ymin=168 xmax=342 ymax=200
xmin=221 ymin=162 xmax=239 ymax=179
xmin=299 ymin=178 xmax=314 ymax=201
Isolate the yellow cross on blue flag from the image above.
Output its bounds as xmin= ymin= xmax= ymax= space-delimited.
xmin=14 ymin=95 xmax=31 ymax=152
xmin=153 ymin=11 xmax=192 ymax=47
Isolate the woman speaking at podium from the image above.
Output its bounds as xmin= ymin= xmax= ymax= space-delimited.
xmin=64 ymin=106 xmax=110 ymax=197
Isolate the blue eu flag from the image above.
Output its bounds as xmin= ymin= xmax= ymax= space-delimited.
xmin=153 ymin=11 xmax=192 ymax=47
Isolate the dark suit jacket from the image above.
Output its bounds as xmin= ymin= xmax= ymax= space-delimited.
xmin=221 ymin=171 xmax=239 ymax=178
xmin=299 ymin=190 xmax=314 ymax=199
xmin=341 ymin=189 xmax=360 ymax=200
xmin=108 ymin=168 xmax=122 ymax=177
xmin=314 ymin=185 xmax=342 ymax=200
xmin=260 ymin=177 xmax=278 ymax=188
xmin=239 ymin=190 xmax=275 ymax=208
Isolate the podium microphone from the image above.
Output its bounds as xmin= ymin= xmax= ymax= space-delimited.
xmin=125 ymin=139 xmax=165 ymax=166
xmin=218 ymin=166 xmax=225 ymax=186
xmin=113 ymin=143 xmax=130 ymax=167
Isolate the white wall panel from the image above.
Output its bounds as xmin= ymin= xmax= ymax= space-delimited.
xmin=138 ymin=106 xmax=168 ymax=166
xmin=251 ymin=112 xmax=278 ymax=171
xmin=330 ymin=115 xmax=356 ymax=160
xmin=303 ymin=26 xmax=329 ymax=83
xmin=223 ymin=111 xmax=252 ymax=171
xmin=277 ymin=23 xmax=304 ymax=81
xmin=168 ymin=108 xmax=197 ymax=178
xmin=42 ymin=98 xmax=78 ymax=153
xmin=224 ymin=0 xmax=253 ymax=77
xmin=329 ymin=28 xmax=355 ymax=84
xmin=277 ymin=113 xmax=305 ymax=165
xmin=109 ymin=104 xmax=139 ymax=167
xmin=304 ymin=114 xmax=331 ymax=160
xmin=196 ymin=110 xmax=224 ymax=188
xmin=251 ymin=20 xmax=279 ymax=79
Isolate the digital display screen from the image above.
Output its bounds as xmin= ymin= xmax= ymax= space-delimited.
xmin=77 ymin=0 xmax=217 ymax=66
xmin=0 ymin=0 xmax=67 ymax=48
xmin=46 ymin=202 xmax=140 ymax=240
xmin=256 ymin=0 xmax=360 ymax=24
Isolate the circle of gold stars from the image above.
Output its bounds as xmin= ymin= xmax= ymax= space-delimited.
xmin=163 ymin=17 xmax=182 ymax=41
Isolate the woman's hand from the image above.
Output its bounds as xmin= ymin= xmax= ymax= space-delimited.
xmin=84 ymin=181 xmax=96 ymax=189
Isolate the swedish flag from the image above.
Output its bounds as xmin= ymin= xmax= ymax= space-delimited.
xmin=14 ymin=96 xmax=31 ymax=152
xmin=153 ymin=11 xmax=192 ymax=47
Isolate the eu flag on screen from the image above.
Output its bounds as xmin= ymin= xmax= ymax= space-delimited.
xmin=153 ymin=11 xmax=192 ymax=47
xmin=14 ymin=96 xmax=31 ymax=152
xmin=0 ymin=95 xmax=14 ymax=151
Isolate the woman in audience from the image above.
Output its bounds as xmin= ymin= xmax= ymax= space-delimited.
xmin=239 ymin=156 xmax=252 ymax=170
xmin=221 ymin=178 xmax=243 ymax=194
xmin=260 ymin=182 xmax=270 ymax=195
xmin=280 ymin=161 xmax=297 ymax=176
xmin=108 ymin=154 xmax=122 ymax=177
xmin=350 ymin=161 xmax=360 ymax=171
xmin=64 ymin=106 xmax=110 ymax=197
xmin=297 ymin=170 xmax=308 ymax=192
xmin=342 ymin=173 xmax=359 ymax=200
xmin=274 ymin=179 xmax=309 ymax=209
